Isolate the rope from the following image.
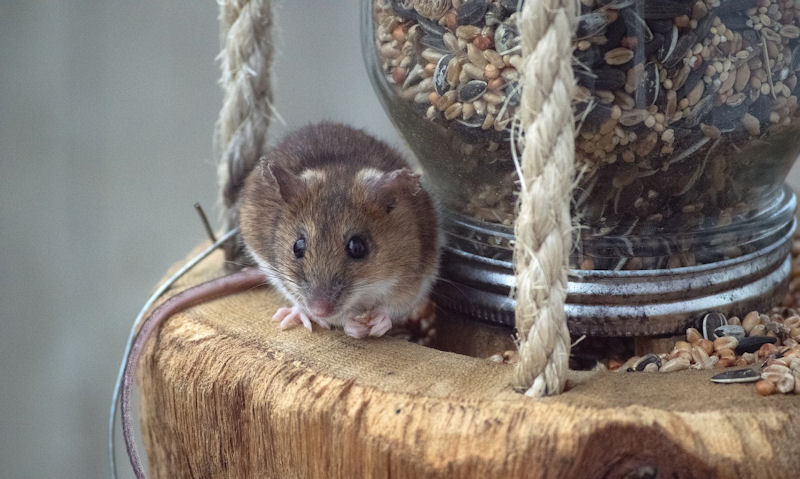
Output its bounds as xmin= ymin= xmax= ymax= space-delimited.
xmin=512 ymin=0 xmax=576 ymax=396
xmin=214 ymin=0 xmax=275 ymax=265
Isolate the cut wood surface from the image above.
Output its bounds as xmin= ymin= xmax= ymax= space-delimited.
xmin=139 ymin=247 xmax=800 ymax=478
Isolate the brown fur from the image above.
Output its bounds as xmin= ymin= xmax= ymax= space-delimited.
xmin=239 ymin=123 xmax=440 ymax=325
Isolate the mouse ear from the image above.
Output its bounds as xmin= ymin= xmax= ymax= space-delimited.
xmin=264 ymin=159 xmax=304 ymax=203
xmin=368 ymin=168 xmax=421 ymax=213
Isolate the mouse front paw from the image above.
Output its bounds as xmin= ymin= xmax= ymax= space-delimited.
xmin=272 ymin=305 xmax=331 ymax=331
xmin=343 ymin=310 xmax=393 ymax=339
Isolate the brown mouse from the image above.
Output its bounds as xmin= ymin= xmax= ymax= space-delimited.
xmin=116 ymin=123 xmax=441 ymax=478
xmin=239 ymin=122 xmax=441 ymax=338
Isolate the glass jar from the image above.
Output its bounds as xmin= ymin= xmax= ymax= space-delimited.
xmin=362 ymin=0 xmax=798 ymax=335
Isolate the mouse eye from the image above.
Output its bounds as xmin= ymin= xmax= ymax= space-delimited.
xmin=346 ymin=235 xmax=368 ymax=260
xmin=293 ymin=237 xmax=306 ymax=259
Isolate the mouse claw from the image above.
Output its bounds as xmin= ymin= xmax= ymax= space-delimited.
xmin=279 ymin=314 xmax=299 ymax=330
xmin=272 ymin=307 xmax=290 ymax=322
xmin=299 ymin=313 xmax=313 ymax=331
xmin=311 ymin=316 xmax=331 ymax=329
xmin=273 ymin=305 xmax=314 ymax=331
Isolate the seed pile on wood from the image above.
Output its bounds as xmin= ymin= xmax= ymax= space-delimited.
xmin=488 ymin=233 xmax=800 ymax=395
xmin=371 ymin=0 xmax=800 ymax=270
xmin=610 ymin=311 xmax=799 ymax=376
xmin=608 ymin=234 xmax=800 ymax=395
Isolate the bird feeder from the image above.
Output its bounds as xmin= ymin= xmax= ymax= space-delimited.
xmin=364 ymin=0 xmax=798 ymax=337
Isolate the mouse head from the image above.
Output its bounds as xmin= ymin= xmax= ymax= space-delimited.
xmin=243 ymin=158 xmax=438 ymax=322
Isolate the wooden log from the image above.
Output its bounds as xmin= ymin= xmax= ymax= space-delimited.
xmin=138 ymin=248 xmax=800 ymax=478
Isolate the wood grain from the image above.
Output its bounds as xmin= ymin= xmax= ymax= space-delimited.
xmin=138 ymin=248 xmax=800 ymax=478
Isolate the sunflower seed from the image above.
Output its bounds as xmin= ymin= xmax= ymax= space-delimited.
xmin=494 ymin=21 xmax=520 ymax=53
xmin=735 ymin=336 xmax=777 ymax=355
xmin=711 ymin=368 xmax=760 ymax=384
xmin=456 ymin=0 xmax=488 ymax=25
xmin=587 ymin=68 xmax=627 ymax=91
xmin=664 ymin=32 xmax=697 ymax=69
xmin=643 ymin=1 xmax=692 ymax=20
xmin=647 ymin=19 xmax=674 ymax=34
xmin=433 ymin=54 xmax=453 ymax=95
xmin=702 ymin=312 xmax=727 ymax=340
xmin=715 ymin=0 xmax=756 ymax=16
xmin=421 ymin=33 xmax=447 ymax=51
xmin=631 ymin=353 xmax=662 ymax=372
xmin=711 ymin=103 xmax=747 ymax=132
xmin=714 ymin=325 xmax=746 ymax=341
xmin=458 ymin=80 xmax=488 ymax=102
xmin=391 ymin=0 xmax=419 ymax=20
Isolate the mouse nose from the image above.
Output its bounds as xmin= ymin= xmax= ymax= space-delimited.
xmin=309 ymin=299 xmax=335 ymax=318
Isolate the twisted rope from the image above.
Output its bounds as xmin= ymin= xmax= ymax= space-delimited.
xmin=512 ymin=0 xmax=576 ymax=396
xmin=214 ymin=0 xmax=274 ymax=265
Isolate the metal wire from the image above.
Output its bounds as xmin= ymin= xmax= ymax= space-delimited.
xmin=194 ymin=203 xmax=218 ymax=243
xmin=108 ymin=227 xmax=239 ymax=479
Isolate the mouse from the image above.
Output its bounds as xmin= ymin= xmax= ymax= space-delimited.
xmin=117 ymin=123 xmax=442 ymax=478
xmin=239 ymin=122 xmax=442 ymax=338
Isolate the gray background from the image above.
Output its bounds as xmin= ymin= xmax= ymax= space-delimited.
xmin=0 ymin=2 xmax=400 ymax=478
xmin=2 ymin=1 xmax=800 ymax=478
